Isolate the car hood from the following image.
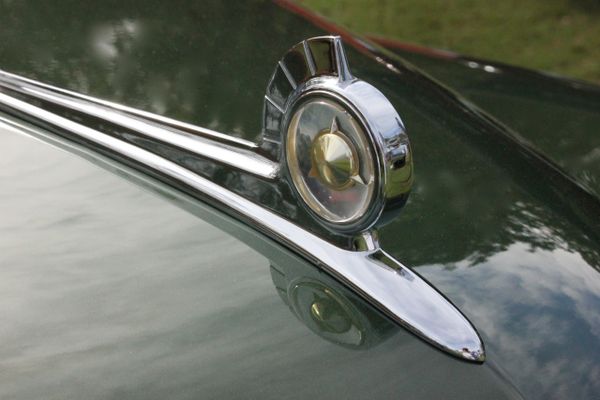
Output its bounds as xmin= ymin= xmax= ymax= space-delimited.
xmin=1 ymin=1 xmax=599 ymax=398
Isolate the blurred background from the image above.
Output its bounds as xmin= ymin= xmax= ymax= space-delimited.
xmin=300 ymin=0 xmax=600 ymax=83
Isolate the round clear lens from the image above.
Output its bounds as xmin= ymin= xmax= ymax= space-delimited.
xmin=286 ymin=97 xmax=376 ymax=224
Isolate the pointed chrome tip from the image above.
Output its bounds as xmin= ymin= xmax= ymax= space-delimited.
xmin=437 ymin=322 xmax=485 ymax=363
xmin=456 ymin=343 xmax=486 ymax=363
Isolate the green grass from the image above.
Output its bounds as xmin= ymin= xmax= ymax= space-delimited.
xmin=300 ymin=0 xmax=600 ymax=83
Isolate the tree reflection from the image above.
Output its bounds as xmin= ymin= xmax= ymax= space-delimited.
xmin=0 ymin=0 xmax=320 ymax=142
xmin=380 ymin=157 xmax=600 ymax=272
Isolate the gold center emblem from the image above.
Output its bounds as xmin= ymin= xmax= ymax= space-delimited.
xmin=310 ymin=118 xmax=362 ymax=190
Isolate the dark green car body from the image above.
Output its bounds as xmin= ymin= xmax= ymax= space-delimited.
xmin=1 ymin=1 xmax=599 ymax=398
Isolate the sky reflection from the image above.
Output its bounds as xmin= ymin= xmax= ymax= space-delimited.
xmin=421 ymin=242 xmax=600 ymax=399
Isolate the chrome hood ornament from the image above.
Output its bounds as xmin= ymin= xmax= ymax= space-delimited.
xmin=0 ymin=36 xmax=483 ymax=362
xmin=262 ymin=36 xmax=413 ymax=232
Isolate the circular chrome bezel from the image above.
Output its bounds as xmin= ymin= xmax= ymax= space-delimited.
xmin=263 ymin=36 xmax=413 ymax=236
xmin=283 ymin=87 xmax=386 ymax=232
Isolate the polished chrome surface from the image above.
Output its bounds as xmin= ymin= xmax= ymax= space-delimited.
xmin=0 ymin=69 xmax=278 ymax=179
xmin=262 ymin=36 xmax=414 ymax=231
xmin=0 ymin=93 xmax=484 ymax=361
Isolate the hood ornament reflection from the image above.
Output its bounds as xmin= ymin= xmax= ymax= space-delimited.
xmin=262 ymin=36 xmax=413 ymax=232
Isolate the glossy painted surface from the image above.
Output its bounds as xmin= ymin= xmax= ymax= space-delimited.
xmin=374 ymin=37 xmax=600 ymax=199
xmin=1 ymin=1 xmax=600 ymax=398
xmin=0 ymin=121 xmax=516 ymax=399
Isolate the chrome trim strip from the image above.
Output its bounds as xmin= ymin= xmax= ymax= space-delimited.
xmin=0 ymin=69 xmax=257 ymax=148
xmin=0 ymin=92 xmax=485 ymax=362
xmin=0 ymin=71 xmax=278 ymax=179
